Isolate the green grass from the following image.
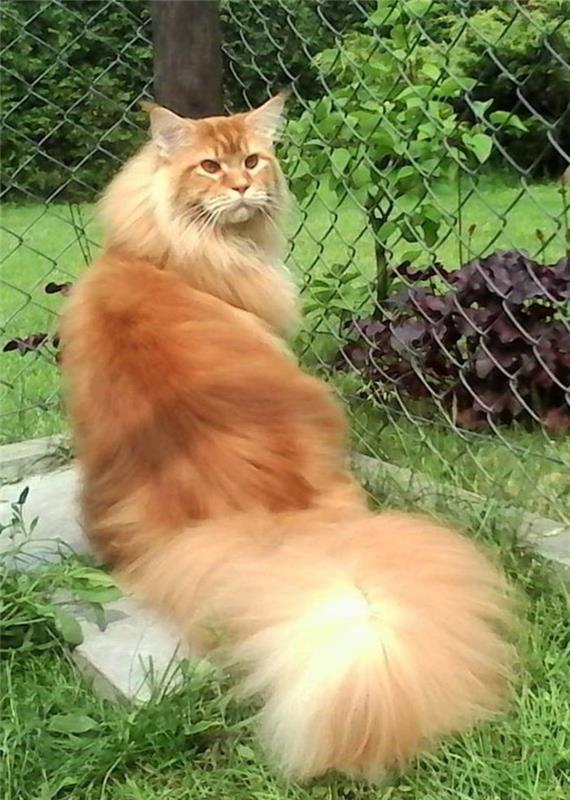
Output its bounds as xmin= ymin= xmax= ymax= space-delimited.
xmin=2 ymin=495 xmax=569 ymax=800
xmin=339 ymin=379 xmax=570 ymax=523
xmin=1 ymin=171 xmax=569 ymax=520
xmin=0 ymin=203 xmax=100 ymax=443
xmin=289 ymin=170 xmax=568 ymax=283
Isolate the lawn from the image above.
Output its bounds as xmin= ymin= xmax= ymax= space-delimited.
xmin=2 ymin=494 xmax=569 ymax=799
xmin=1 ymin=170 xmax=569 ymax=521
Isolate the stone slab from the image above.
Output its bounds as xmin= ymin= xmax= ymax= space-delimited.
xmin=0 ymin=434 xmax=68 ymax=481
xmin=2 ymin=442 xmax=568 ymax=704
xmin=71 ymin=596 xmax=187 ymax=702
xmin=0 ymin=466 xmax=188 ymax=700
xmin=0 ymin=466 xmax=88 ymax=569
xmin=354 ymin=453 xmax=570 ymax=580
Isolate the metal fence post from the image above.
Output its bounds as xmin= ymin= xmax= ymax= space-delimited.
xmin=150 ymin=0 xmax=223 ymax=118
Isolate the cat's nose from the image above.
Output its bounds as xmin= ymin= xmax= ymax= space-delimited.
xmin=232 ymin=184 xmax=248 ymax=194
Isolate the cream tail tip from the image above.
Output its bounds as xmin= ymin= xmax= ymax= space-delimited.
xmin=227 ymin=575 xmax=512 ymax=781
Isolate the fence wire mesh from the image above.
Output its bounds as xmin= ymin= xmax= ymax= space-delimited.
xmin=1 ymin=0 xmax=569 ymax=523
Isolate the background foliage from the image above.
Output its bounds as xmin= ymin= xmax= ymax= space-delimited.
xmin=1 ymin=0 xmax=152 ymax=201
xmin=2 ymin=0 xmax=569 ymax=201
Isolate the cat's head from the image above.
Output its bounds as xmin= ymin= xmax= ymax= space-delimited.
xmin=146 ymin=94 xmax=288 ymax=227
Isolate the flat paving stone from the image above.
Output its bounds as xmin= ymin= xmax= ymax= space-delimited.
xmin=355 ymin=454 xmax=570 ymax=584
xmin=0 ymin=434 xmax=67 ymax=481
xmin=0 ymin=466 xmax=187 ymax=699
xmin=533 ymin=527 xmax=570 ymax=569
xmin=71 ymin=596 xmax=187 ymax=702
xmin=0 ymin=466 xmax=87 ymax=568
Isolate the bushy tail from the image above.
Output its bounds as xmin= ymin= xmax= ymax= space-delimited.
xmin=123 ymin=510 xmax=514 ymax=780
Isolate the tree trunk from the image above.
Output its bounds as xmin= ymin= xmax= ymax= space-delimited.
xmin=151 ymin=0 xmax=223 ymax=118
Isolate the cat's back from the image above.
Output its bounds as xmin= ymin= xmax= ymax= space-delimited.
xmin=62 ymin=248 xmax=294 ymax=387
xmin=64 ymin=248 xmax=247 ymax=345
xmin=61 ymin=249 xmax=348 ymax=560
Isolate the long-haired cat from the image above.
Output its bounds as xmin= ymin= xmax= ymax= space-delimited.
xmin=60 ymin=94 xmax=514 ymax=781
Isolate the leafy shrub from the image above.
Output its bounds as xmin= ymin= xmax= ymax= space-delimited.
xmin=1 ymin=0 xmax=153 ymax=201
xmin=5 ymin=253 xmax=569 ymax=434
xmin=3 ymin=0 xmax=567 ymax=200
xmin=440 ymin=0 xmax=570 ymax=174
xmin=221 ymin=0 xmax=373 ymax=110
xmin=337 ymin=251 xmax=570 ymax=431
xmin=286 ymin=0 xmax=503 ymax=294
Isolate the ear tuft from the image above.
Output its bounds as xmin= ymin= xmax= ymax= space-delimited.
xmin=147 ymin=105 xmax=194 ymax=156
xmin=246 ymin=91 xmax=289 ymax=144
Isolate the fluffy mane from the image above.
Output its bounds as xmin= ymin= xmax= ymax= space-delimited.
xmin=98 ymin=95 xmax=298 ymax=334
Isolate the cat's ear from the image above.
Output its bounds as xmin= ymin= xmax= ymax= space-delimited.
xmin=246 ymin=92 xmax=289 ymax=144
xmin=144 ymin=103 xmax=195 ymax=156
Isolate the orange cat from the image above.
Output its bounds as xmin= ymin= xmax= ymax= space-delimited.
xmin=61 ymin=95 xmax=514 ymax=781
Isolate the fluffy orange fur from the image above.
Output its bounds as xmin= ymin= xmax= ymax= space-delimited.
xmin=61 ymin=95 xmax=514 ymax=781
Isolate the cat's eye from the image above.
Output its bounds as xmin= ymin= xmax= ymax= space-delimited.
xmin=244 ymin=154 xmax=259 ymax=170
xmin=201 ymin=159 xmax=221 ymax=174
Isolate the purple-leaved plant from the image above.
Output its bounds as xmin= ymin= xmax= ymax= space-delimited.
xmin=337 ymin=250 xmax=570 ymax=431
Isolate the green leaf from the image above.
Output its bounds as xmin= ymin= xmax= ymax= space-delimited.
xmin=313 ymin=288 xmax=338 ymax=304
xmin=18 ymin=487 xmax=30 ymax=506
xmin=330 ymin=148 xmax=351 ymax=177
xmin=236 ymin=744 xmax=256 ymax=760
xmin=323 ymin=172 xmax=345 ymax=197
xmin=490 ymin=110 xmax=528 ymax=133
xmin=327 ymin=262 xmax=348 ymax=280
xmin=436 ymin=75 xmax=477 ymax=97
xmin=421 ymin=63 xmax=441 ymax=81
xmin=376 ymin=221 xmax=397 ymax=241
xmin=467 ymin=133 xmax=494 ymax=164
xmin=289 ymin=159 xmax=310 ymax=180
xmin=351 ymin=184 xmax=370 ymax=207
xmin=68 ymin=566 xmax=117 ymax=586
xmin=400 ymin=224 xmax=421 ymax=243
xmin=394 ymin=165 xmax=416 ymax=182
xmin=52 ymin=607 xmax=83 ymax=646
xmin=75 ymin=586 xmax=123 ymax=604
xmin=91 ymin=602 xmax=108 ymax=632
xmin=422 ymin=219 xmax=440 ymax=247
xmin=421 ymin=202 xmax=444 ymax=223
xmin=435 ymin=77 xmax=464 ymax=98
xmin=400 ymin=248 xmax=423 ymax=263
xmin=47 ymin=714 xmax=98 ymax=734
xmin=471 ymin=99 xmax=494 ymax=119
xmin=185 ymin=720 xmax=219 ymax=735
xmin=369 ymin=5 xmax=402 ymax=26
xmin=354 ymin=110 xmax=382 ymax=135
xmin=350 ymin=161 xmax=370 ymax=189
xmin=404 ymin=0 xmax=435 ymax=17
xmin=396 ymin=195 xmax=419 ymax=214
xmin=328 ymin=298 xmax=358 ymax=312
xmin=404 ymin=95 xmax=427 ymax=110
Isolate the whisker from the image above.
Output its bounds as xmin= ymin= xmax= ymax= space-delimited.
xmin=260 ymin=208 xmax=283 ymax=233
xmin=184 ymin=212 xmax=212 ymax=239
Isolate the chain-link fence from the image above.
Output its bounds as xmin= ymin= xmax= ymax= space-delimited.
xmin=2 ymin=0 xmax=569 ymax=523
